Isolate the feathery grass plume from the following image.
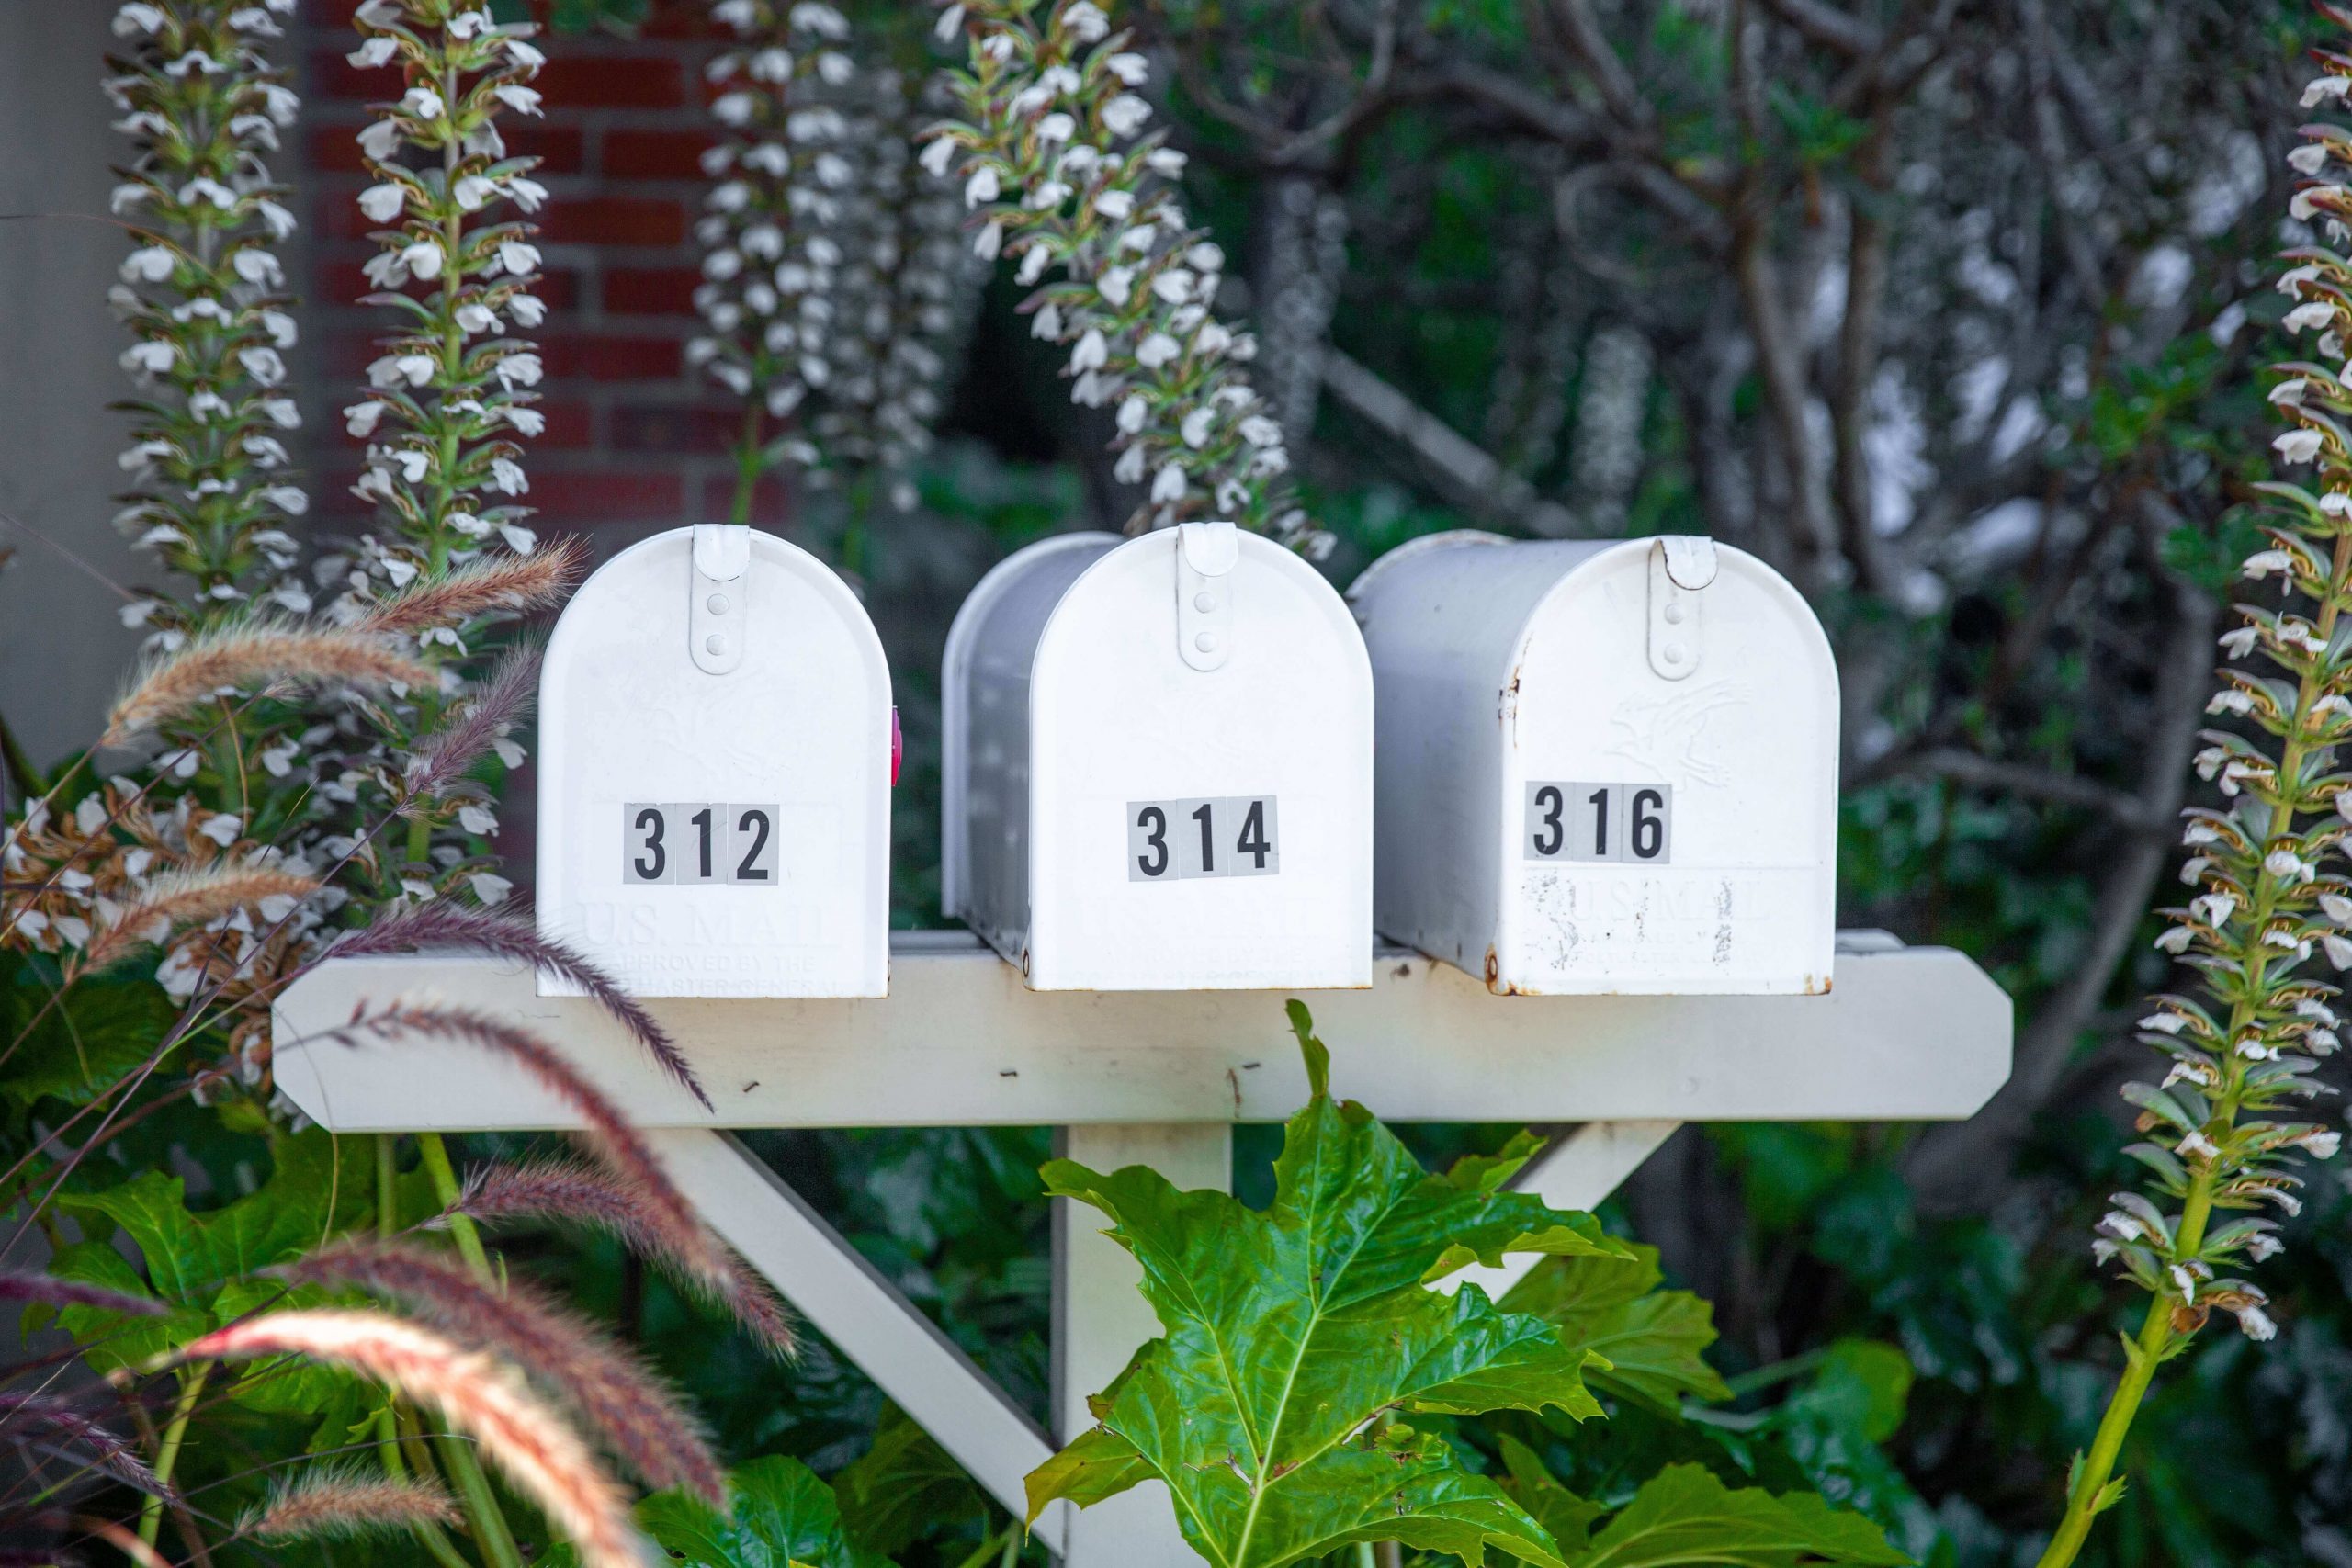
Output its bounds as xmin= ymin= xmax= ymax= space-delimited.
xmin=401 ymin=644 xmax=541 ymax=805
xmin=77 ymin=1517 xmax=172 ymax=1568
xmin=926 ymin=0 xmax=1318 ymax=550
xmin=452 ymin=1155 xmax=795 ymax=1357
xmin=75 ymin=861 xmax=320 ymax=973
xmin=103 ymin=620 xmax=434 ymax=744
xmin=357 ymin=535 xmax=586 ymax=636
xmin=2036 ymin=12 xmax=2352 ymax=1565
xmin=278 ymin=1240 xmax=725 ymax=1504
xmin=177 ymin=1310 xmax=645 ymax=1568
xmin=0 ymin=1270 xmax=166 ymax=1317
xmin=328 ymin=904 xmax=708 ymax=1108
xmin=237 ymin=1466 xmax=458 ymax=1542
xmin=322 ymin=1003 xmax=791 ymax=1357
xmin=0 ymin=1393 xmax=173 ymax=1501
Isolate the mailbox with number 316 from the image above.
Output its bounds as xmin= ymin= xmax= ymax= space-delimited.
xmin=1349 ymin=532 xmax=1838 ymax=996
xmin=537 ymin=524 xmax=892 ymax=998
xmin=943 ymin=524 xmax=1373 ymax=991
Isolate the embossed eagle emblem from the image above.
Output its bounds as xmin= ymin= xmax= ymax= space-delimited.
xmin=1602 ymin=678 xmax=1749 ymax=789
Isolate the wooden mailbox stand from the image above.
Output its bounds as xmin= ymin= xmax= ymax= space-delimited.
xmin=275 ymin=929 xmax=2010 ymax=1567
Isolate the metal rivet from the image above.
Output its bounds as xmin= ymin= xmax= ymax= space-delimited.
xmin=1662 ymin=602 xmax=1685 ymax=625
xmin=1662 ymin=642 xmax=1686 ymax=664
xmin=707 ymin=592 xmax=730 ymax=615
xmin=1194 ymin=632 xmax=1219 ymax=653
xmin=1193 ymin=592 xmax=1217 ymax=612
xmin=706 ymin=633 xmax=731 ymax=657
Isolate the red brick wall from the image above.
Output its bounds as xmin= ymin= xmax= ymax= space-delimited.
xmin=294 ymin=0 xmax=786 ymax=550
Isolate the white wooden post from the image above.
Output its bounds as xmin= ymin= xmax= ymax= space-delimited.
xmin=1051 ymin=1124 xmax=1233 ymax=1567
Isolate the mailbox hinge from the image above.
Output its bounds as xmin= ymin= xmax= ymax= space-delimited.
xmin=1175 ymin=521 xmax=1239 ymax=672
xmin=690 ymin=522 xmax=751 ymax=676
xmin=1647 ymin=535 xmax=1717 ymax=682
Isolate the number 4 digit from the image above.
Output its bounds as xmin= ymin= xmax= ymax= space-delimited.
xmin=1231 ymin=796 xmax=1276 ymax=876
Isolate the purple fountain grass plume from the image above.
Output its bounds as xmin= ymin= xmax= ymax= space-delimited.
xmin=102 ymin=622 xmax=433 ymax=745
xmin=326 ymin=904 xmax=709 ymax=1110
xmin=321 ymin=1005 xmax=792 ymax=1358
xmin=177 ymin=1310 xmax=646 ymax=1568
xmin=276 ymin=1239 xmax=725 ymax=1504
xmin=357 ymin=537 xmax=587 ymax=637
xmin=453 ymin=1156 xmax=797 ymax=1362
xmin=237 ymin=1466 xmax=460 ymax=1542
xmin=0 ymin=1392 xmax=174 ymax=1501
xmin=401 ymin=644 xmax=542 ymax=805
xmin=0 ymin=1271 xmax=166 ymax=1317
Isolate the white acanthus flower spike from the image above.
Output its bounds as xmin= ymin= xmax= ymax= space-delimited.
xmin=2283 ymin=300 xmax=2336 ymax=333
xmin=2291 ymin=143 xmax=2334 ymax=176
xmin=2303 ymin=74 xmax=2352 ymax=107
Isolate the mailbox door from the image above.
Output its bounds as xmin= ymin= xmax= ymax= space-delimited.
xmin=537 ymin=526 xmax=891 ymax=997
xmin=1025 ymin=530 xmax=1374 ymax=990
xmin=1503 ymin=540 xmax=1836 ymax=993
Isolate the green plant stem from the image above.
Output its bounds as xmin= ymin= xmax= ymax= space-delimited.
xmin=139 ymin=1360 xmax=209 ymax=1546
xmin=417 ymin=1130 xmax=492 ymax=1276
xmin=729 ymin=400 xmax=765 ymax=527
xmin=2039 ymin=526 xmax=2352 ymax=1567
xmin=1355 ymin=1543 xmax=1376 ymax=1568
xmin=414 ymin=1128 xmax=524 ymax=1568
xmin=379 ymin=1403 xmax=477 ymax=1568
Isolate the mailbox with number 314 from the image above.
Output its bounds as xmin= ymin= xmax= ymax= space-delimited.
xmin=943 ymin=524 xmax=1374 ymax=991
xmin=537 ymin=525 xmax=892 ymax=998
xmin=1350 ymin=531 xmax=1838 ymax=996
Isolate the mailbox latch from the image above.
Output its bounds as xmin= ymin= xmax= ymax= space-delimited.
xmin=1647 ymin=535 xmax=1717 ymax=681
xmin=1176 ymin=521 xmax=1238 ymax=672
xmin=690 ymin=523 xmax=750 ymax=676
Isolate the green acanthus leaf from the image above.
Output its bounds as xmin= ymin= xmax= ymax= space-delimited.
xmin=546 ymin=1455 xmax=892 ymax=1568
xmin=1506 ymin=1245 xmax=1734 ymax=1413
xmin=1569 ymin=1462 xmax=1908 ymax=1567
xmin=1027 ymin=1004 xmax=1633 ymax=1568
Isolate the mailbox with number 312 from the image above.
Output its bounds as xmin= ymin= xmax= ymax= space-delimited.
xmin=537 ymin=524 xmax=892 ymax=998
xmin=943 ymin=524 xmax=1374 ymax=991
xmin=1349 ymin=532 xmax=1838 ymax=996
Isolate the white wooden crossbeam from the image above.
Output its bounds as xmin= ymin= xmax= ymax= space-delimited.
xmin=271 ymin=932 xmax=2009 ymax=1134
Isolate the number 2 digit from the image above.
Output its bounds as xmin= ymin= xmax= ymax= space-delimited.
xmin=735 ymin=807 xmax=772 ymax=880
xmin=1136 ymin=806 xmax=1169 ymax=877
xmin=1532 ymin=786 xmax=1565 ymax=856
xmin=633 ymin=807 xmax=667 ymax=879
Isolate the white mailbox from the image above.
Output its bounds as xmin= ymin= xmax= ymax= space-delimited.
xmin=537 ymin=523 xmax=891 ymax=998
xmin=942 ymin=524 xmax=1373 ymax=990
xmin=1349 ymin=532 xmax=1837 ymax=996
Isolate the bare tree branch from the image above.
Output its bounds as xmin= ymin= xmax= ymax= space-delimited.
xmin=1319 ymin=348 xmax=1581 ymax=536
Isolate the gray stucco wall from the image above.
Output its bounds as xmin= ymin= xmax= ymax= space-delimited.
xmin=0 ymin=2 xmax=147 ymax=774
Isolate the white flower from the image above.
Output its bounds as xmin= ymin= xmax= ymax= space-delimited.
xmin=2220 ymin=625 xmax=2260 ymax=659
xmin=2250 ymin=1232 xmax=2284 ymax=1261
xmin=965 ymin=165 xmax=1001 ymax=207
xmin=455 ymin=175 xmax=500 ymax=212
xmin=2298 ymin=1129 xmax=2344 ymax=1158
xmin=2284 ymin=301 xmax=2336 ymax=333
xmin=1117 ymin=395 xmax=1148 ymax=434
xmin=2234 ymin=1303 xmax=2278 ymax=1341
xmin=457 ymin=302 xmax=498 ymax=335
xmin=120 ymin=340 xmax=175 ymax=376
xmin=232 ymin=249 xmax=284 ymax=287
xmin=198 ymin=813 xmax=243 ymax=847
xmin=498 ymin=239 xmax=543 ymax=276
xmin=1181 ymin=406 xmax=1215 ymax=447
xmin=2267 ymin=848 xmax=2306 ymax=878
xmin=2303 ymin=74 xmax=2352 ymax=108
xmin=1146 ymin=147 xmax=1189 ymax=178
xmin=1070 ymin=329 xmax=1108 ymax=373
xmin=494 ymin=83 xmax=545 ymax=116
xmin=1064 ymin=1 xmax=1110 ymax=40
xmin=401 ymin=86 xmax=445 ymax=120
xmin=507 ymin=38 xmax=547 ymax=72
xmin=471 ymin=873 xmax=514 ymax=906
xmin=1136 ymin=332 xmax=1181 ymax=369
xmin=120 ymin=244 xmax=175 ymax=284
xmin=505 ymin=406 xmax=546 ymax=437
xmin=2154 ymin=924 xmax=2194 ymax=955
xmin=113 ymin=2 xmax=166 ymax=34
xmin=2242 ymin=548 xmax=2295 ymax=579
xmin=237 ymin=345 xmax=286 ymax=385
xmin=1033 ymin=302 xmax=1063 ymax=340
xmin=2275 ymin=428 xmax=2324 ymax=464
xmin=458 ymin=805 xmax=499 ymax=836
xmin=919 ymin=134 xmax=958 ymax=177
xmin=2190 ymin=892 xmax=2237 ymax=928
xmin=347 ymin=35 xmax=398 ymax=67
xmin=358 ymin=118 xmax=402 ymax=162
xmin=1097 ymin=189 xmax=1136 ymax=221
xmin=491 ymin=457 xmax=528 ymax=495
xmin=496 ymin=353 xmax=543 ymax=389
xmin=401 ymin=240 xmax=444 ymax=280
xmin=2329 ymin=933 xmax=2352 ymax=970
xmin=973 ymin=221 xmax=1002 ymax=260
xmin=2292 ymin=143 xmax=2334 ymax=176
xmin=1151 ymin=464 xmax=1186 ymax=502
xmin=1152 ymin=268 xmax=1196 ymax=304
xmin=1099 ymin=266 xmax=1134 ymax=307
xmin=1102 ymin=94 xmax=1152 ymax=139
xmin=1239 ymin=414 xmax=1283 ymax=448
xmin=263 ymin=398 xmax=300 ymax=429
xmin=2291 ymin=186 xmax=2345 ymax=222
xmin=1105 ymin=51 xmax=1149 ymax=85
xmin=345 ymin=400 xmax=387 ymax=437
xmin=508 ymin=294 xmax=547 ymax=328
xmin=934 ymin=4 xmax=966 ymax=41
xmin=1038 ymin=112 xmax=1076 ymax=144
xmin=1016 ymin=246 xmax=1053 ymax=285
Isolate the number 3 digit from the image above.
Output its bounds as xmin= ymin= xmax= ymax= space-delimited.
xmin=633 ymin=807 xmax=666 ymax=880
xmin=1532 ymin=786 xmax=1565 ymax=856
xmin=1136 ymin=806 xmax=1169 ymax=877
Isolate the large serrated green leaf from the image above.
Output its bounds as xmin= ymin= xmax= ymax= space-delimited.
xmin=1027 ymin=1006 xmax=1632 ymax=1568
xmin=1570 ymin=1462 xmax=1909 ymax=1567
xmin=546 ymin=1454 xmax=893 ymax=1568
xmin=1506 ymin=1246 xmax=1733 ymax=1413
xmin=838 ymin=1404 xmax=995 ymax=1554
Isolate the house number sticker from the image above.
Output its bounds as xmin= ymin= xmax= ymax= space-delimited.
xmin=1127 ymin=795 xmax=1279 ymax=881
xmin=1524 ymin=782 xmax=1672 ymax=864
xmin=622 ymin=803 xmax=781 ymax=886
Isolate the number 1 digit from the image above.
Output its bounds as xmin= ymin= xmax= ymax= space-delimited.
xmin=1589 ymin=787 xmax=1610 ymax=857
xmin=690 ymin=806 xmax=714 ymax=879
xmin=1192 ymin=802 xmax=1216 ymax=874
